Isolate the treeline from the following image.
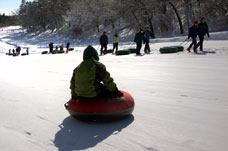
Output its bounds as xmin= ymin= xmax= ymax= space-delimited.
xmin=18 ymin=0 xmax=72 ymax=31
xmin=17 ymin=0 xmax=228 ymax=38
xmin=0 ymin=14 xmax=18 ymax=27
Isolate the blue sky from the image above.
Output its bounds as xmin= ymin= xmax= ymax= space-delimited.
xmin=0 ymin=0 xmax=33 ymax=15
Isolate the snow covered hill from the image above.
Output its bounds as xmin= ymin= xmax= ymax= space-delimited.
xmin=0 ymin=26 xmax=228 ymax=151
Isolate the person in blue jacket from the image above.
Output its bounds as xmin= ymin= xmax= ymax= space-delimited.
xmin=144 ymin=27 xmax=151 ymax=53
xmin=195 ymin=17 xmax=210 ymax=51
xmin=134 ymin=29 xmax=145 ymax=55
xmin=186 ymin=21 xmax=199 ymax=53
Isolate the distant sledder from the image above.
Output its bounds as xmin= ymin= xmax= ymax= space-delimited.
xmin=42 ymin=42 xmax=73 ymax=55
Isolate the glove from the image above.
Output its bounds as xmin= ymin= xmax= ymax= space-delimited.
xmin=116 ymin=91 xmax=124 ymax=97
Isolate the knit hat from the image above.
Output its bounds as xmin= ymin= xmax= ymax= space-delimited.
xmin=194 ymin=21 xmax=198 ymax=25
xmin=83 ymin=45 xmax=99 ymax=61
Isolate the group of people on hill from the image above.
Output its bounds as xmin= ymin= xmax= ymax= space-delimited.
xmin=187 ymin=17 xmax=210 ymax=53
xmin=71 ymin=18 xmax=211 ymax=100
xmin=49 ymin=42 xmax=70 ymax=54
xmin=99 ymin=26 xmax=151 ymax=55
xmin=8 ymin=47 xmax=29 ymax=56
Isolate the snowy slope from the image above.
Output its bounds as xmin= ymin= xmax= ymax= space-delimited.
xmin=0 ymin=26 xmax=228 ymax=151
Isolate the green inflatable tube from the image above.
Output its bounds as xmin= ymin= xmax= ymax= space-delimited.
xmin=58 ymin=50 xmax=65 ymax=54
xmin=21 ymin=53 xmax=27 ymax=56
xmin=115 ymin=49 xmax=130 ymax=55
xmin=173 ymin=46 xmax=184 ymax=52
xmin=128 ymin=48 xmax=137 ymax=53
xmin=41 ymin=51 xmax=48 ymax=54
xmin=106 ymin=49 xmax=113 ymax=53
xmin=159 ymin=46 xmax=178 ymax=53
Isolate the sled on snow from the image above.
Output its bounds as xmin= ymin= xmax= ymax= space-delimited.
xmin=65 ymin=90 xmax=135 ymax=120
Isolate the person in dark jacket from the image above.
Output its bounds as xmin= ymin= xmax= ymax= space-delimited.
xmin=134 ymin=29 xmax=145 ymax=55
xmin=144 ymin=27 xmax=151 ymax=53
xmin=186 ymin=21 xmax=199 ymax=53
xmin=70 ymin=45 xmax=123 ymax=100
xmin=66 ymin=42 xmax=70 ymax=53
xmin=49 ymin=42 xmax=54 ymax=53
xmin=16 ymin=46 xmax=21 ymax=56
xmin=195 ymin=17 xmax=210 ymax=51
xmin=12 ymin=49 xmax=15 ymax=54
xmin=99 ymin=31 xmax=108 ymax=55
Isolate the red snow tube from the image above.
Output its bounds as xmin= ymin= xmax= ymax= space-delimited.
xmin=65 ymin=90 xmax=135 ymax=119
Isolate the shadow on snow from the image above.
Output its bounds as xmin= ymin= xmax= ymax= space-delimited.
xmin=54 ymin=115 xmax=134 ymax=151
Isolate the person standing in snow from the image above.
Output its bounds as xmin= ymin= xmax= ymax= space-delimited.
xmin=186 ymin=21 xmax=199 ymax=53
xmin=195 ymin=17 xmax=210 ymax=51
xmin=70 ymin=45 xmax=123 ymax=100
xmin=16 ymin=46 xmax=21 ymax=56
xmin=99 ymin=31 xmax=108 ymax=55
xmin=49 ymin=42 xmax=54 ymax=54
xmin=12 ymin=49 xmax=15 ymax=55
xmin=66 ymin=42 xmax=70 ymax=53
xmin=26 ymin=48 xmax=29 ymax=55
xmin=112 ymin=33 xmax=119 ymax=54
xmin=134 ymin=29 xmax=145 ymax=55
xmin=144 ymin=27 xmax=151 ymax=53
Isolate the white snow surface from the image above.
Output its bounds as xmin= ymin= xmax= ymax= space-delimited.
xmin=0 ymin=26 xmax=228 ymax=151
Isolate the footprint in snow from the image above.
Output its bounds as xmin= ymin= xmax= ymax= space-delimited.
xmin=24 ymin=131 xmax=31 ymax=135
xmin=180 ymin=94 xmax=188 ymax=97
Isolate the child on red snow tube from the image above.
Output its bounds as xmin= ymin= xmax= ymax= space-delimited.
xmin=70 ymin=45 xmax=123 ymax=101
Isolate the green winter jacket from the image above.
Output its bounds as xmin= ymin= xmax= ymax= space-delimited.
xmin=113 ymin=36 xmax=119 ymax=44
xmin=70 ymin=59 xmax=117 ymax=98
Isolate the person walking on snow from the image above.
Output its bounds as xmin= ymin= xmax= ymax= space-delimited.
xmin=49 ymin=42 xmax=54 ymax=54
xmin=134 ymin=29 xmax=145 ymax=55
xmin=70 ymin=45 xmax=123 ymax=100
xmin=66 ymin=42 xmax=70 ymax=53
xmin=186 ymin=21 xmax=199 ymax=53
xmin=99 ymin=31 xmax=108 ymax=55
xmin=144 ymin=27 xmax=151 ymax=53
xmin=195 ymin=17 xmax=210 ymax=51
xmin=112 ymin=33 xmax=119 ymax=54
